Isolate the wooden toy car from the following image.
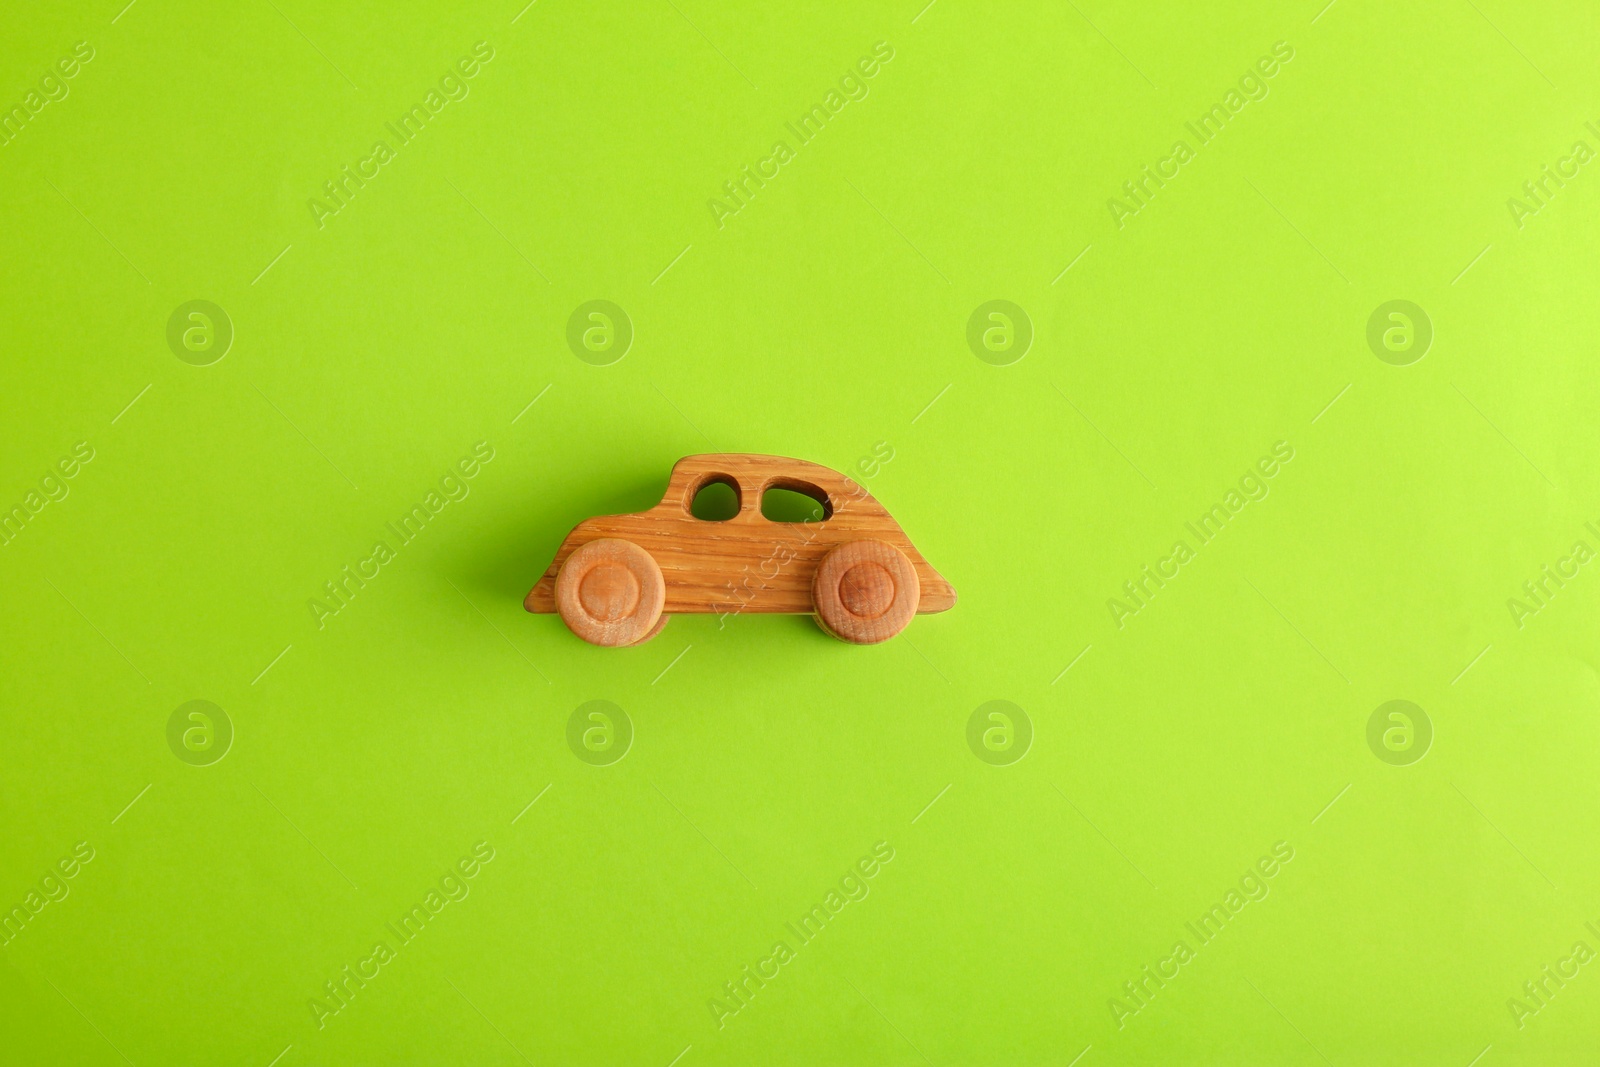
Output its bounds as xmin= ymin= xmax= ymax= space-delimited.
xmin=524 ymin=453 xmax=956 ymax=646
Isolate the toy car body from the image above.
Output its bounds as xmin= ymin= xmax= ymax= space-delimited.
xmin=525 ymin=453 xmax=955 ymax=645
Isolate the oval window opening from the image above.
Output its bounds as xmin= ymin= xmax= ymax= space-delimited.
xmin=761 ymin=484 xmax=829 ymax=523
xmin=690 ymin=478 xmax=740 ymax=520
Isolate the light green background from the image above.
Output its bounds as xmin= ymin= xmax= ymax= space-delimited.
xmin=3 ymin=1 xmax=1599 ymax=1063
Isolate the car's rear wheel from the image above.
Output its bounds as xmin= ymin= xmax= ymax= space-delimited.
xmin=812 ymin=539 xmax=920 ymax=644
xmin=555 ymin=538 xmax=666 ymax=646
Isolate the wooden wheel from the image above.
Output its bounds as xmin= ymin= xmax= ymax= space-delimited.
xmin=812 ymin=539 xmax=920 ymax=644
xmin=630 ymin=614 xmax=670 ymax=645
xmin=555 ymin=538 xmax=666 ymax=646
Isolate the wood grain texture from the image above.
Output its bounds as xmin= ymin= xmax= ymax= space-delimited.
xmin=524 ymin=454 xmax=957 ymax=622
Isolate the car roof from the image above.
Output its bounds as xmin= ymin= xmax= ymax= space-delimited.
xmin=669 ymin=453 xmax=853 ymax=484
xmin=664 ymin=453 xmax=887 ymax=520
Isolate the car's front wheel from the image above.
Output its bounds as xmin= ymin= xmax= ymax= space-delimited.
xmin=812 ymin=539 xmax=920 ymax=644
xmin=555 ymin=538 xmax=667 ymax=646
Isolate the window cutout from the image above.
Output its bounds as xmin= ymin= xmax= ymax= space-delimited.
xmin=690 ymin=478 xmax=740 ymax=520
xmin=761 ymin=482 xmax=831 ymax=523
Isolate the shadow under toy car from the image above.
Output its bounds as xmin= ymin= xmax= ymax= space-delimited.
xmin=524 ymin=453 xmax=956 ymax=646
